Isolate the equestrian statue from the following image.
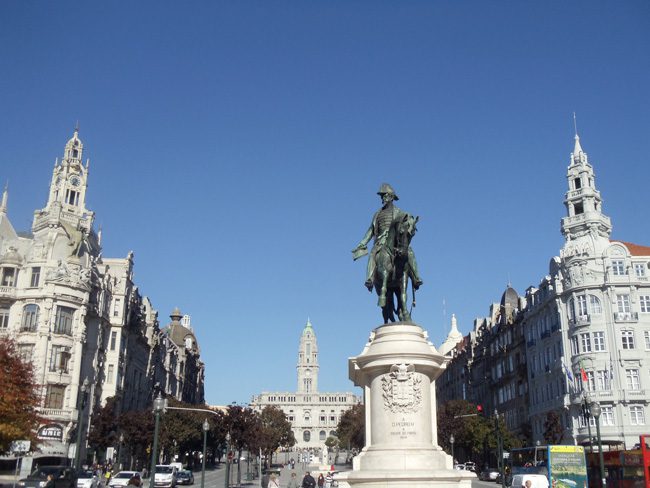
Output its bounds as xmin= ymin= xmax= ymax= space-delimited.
xmin=352 ymin=183 xmax=423 ymax=324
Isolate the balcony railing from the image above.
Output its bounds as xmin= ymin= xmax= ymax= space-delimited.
xmin=570 ymin=315 xmax=591 ymax=327
xmin=38 ymin=407 xmax=75 ymax=422
xmin=614 ymin=312 xmax=638 ymax=323
xmin=0 ymin=286 xmax=16 ymax=300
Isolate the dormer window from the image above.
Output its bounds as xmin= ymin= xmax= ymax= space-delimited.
xmin=185 ymin=336 xmax=193 ymax=349
xmin=65 ymin=189 xmax=79 ymax=206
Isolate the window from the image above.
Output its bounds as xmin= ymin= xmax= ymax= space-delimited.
xmin=581 ymin=333 xmax=592 ymax=353
xmin=601 ymin=406 xmax=615 ymax=426
xmin=635 ymin=263 xmax=647 ymax=278
xmin=596 ymin=370 xmax=611 ymax=391
xmin=626 ymin=369 xmax=641 ymax=390
xmin=641 ymin=296 xmax=650 ymax=313
xmin=612 ymin=260 xmax=626 ymax=276
xmin=630 ymin=406 xmax=645 ymax=425
xmin=54 ymin=306 xmax=75 ymax=335
xmin=319 ymin=430 xmax=326 ymax=441
xmin=113 ymin=298 xmax=121 ymax=317
xmin=320 ymin=415 xmax=326 ymax=423
xmin=0 ymin=307 xmax=9 ymax=329
xmin=17 ymin=344 xmax=34 ymax=362
xmin=617 ymin=295 xmax=631 ymax=313
xmin=593 ymin=332 xmax=606 ymax=352
xmin=303 ymin=431 xmax=311 ymax=442
xmin=110 ymin=331 xmax=117 ymax=351
xmin=1 ymin=268 xmax=16 ymax=286
xmin=590 ymin=295 xmax=602 ymax=314
xmin=29 ymin=267 xmax=41 ymax=287
xmin=622 ymin=330 xmax=635 ymax=350
xmin=570 ymin=336 xmax=579 ymax=355
xmin=576 ymin=295 xmax=588 ymax=317
xmin=107 ymin=364 xmax=114 ymax=383
xmin=49 ymin=346 xmax=70 ymax=373
xmin=585 ymin=371 xmax=595 ymax=392
xmin=45 ymin=384 xmax=66 ymax=409
xmin=645 ymin=331 xmax=650 ymax=350
xmin=21 ymin=304 xmax=39 ymax=331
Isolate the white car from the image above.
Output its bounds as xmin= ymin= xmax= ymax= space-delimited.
xmin=77 ymin=470 xmax=99 ymax=488
xmin=108 ymin=471 xmax=140 ymax=488
xmin=154 ymin=465 xmax=177 ymax=488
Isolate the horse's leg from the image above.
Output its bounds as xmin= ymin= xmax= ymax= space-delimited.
xmin=399 ymin=270 xmax=411 ymax=322
xmin=378 ymin=270 xmax=388 ymax=308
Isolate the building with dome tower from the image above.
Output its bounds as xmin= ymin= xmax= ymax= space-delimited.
xmin=250 ymin=319 xmax=362 ymax=450
xmin=0 ymin=128 xmax=204 ymax=471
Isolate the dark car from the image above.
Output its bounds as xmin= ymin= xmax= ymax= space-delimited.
xmin=176 ymin=471 xmax=194 ymax=485
xmin=479 ymin=468 xmax=499 ymax=481
xmin=18 ymin=466 xmax=78 ymax=488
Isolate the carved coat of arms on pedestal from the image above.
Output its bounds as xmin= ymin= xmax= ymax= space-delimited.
xmin=381 ymin=363 xmax=422 ymax=413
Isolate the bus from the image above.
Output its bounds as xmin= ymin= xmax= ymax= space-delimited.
xmin=585 ymin=435 xmax=650 ymax=488
xmin=509 ymin=445 xmax=588 ymax=488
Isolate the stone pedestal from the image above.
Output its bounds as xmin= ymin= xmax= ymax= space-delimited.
xmin=343 ymin=322 xmax=474 ymax=488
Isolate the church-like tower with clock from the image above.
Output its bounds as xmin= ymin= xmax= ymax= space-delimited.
xmin=251 ymin=319 xmax=362 ymax=450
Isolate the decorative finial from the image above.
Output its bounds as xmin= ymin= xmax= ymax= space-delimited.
xmin=0 ymin=182 xmax=8 ymax=214
xmin=573 ymin=112 xmax=578 ymax=137
xmin=74 ymin=120 xmax=80 ymax=134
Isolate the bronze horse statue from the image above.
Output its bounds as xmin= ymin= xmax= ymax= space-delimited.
xmin=372 ymin=215 xmax=419 ymax=324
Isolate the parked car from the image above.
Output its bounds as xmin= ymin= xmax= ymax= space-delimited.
xmin=108 ymin=471 xmax=140 ymax=488
xmin=154 ymin=465 xmax=177 ymax=488
xmin=454 ymin=464 xmax=466 ymax=470
xmin=77 ymin=469 xmax=99 ymax=488
xmin=479 ymin=468 xmax=499 ymax=481
xmin=464 ymin=462 xmax=477 ymax=472
xmin=510 ymin=474 xmax=549 ymax=488
xmin=18 ymin=466 xmax=78 ymax=488
xmin=176 ymin=471 xmax=194 ymax=485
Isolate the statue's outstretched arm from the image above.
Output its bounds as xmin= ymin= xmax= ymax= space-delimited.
xmin=354 ymin=225 xmax=374 ymax=250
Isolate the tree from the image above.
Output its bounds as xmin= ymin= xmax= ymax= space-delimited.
xmin=257 ymin=406 xmax=295 ymax=461
xmin=87 ymin=396 xmax=119 ymax=452
xmin=118 ymin=409 xmax=154 ymax=469
xmin=543 ymin=411 xmax=564 ymax=445
xmin=225 ymin=405 xmax=261 ymax=485
xmin=0 ymin=338 xmax=42 ymax=453
xmin=336 ymin=403 xmax=364 ymax=451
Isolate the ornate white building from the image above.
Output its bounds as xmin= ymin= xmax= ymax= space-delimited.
xmin=250 ymin=320 xmax=361 ymax=449
xmin=0 ymin=129 xmax=204 ymax=470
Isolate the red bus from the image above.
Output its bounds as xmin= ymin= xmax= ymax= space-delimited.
xmin=586 ymin=435 xmax=650 ymax=488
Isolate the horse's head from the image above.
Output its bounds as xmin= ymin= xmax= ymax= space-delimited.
xmin=395 ymin=215 xmax=418 ymax=255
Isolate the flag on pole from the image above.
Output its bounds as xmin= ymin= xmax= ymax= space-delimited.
xmin=580 ymin=359 xmax=588 ymax=382
xmin=561 ymin=357 xmax=574 ymax=382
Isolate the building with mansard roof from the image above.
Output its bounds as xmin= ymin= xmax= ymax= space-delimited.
xmin=0 ymin=129 xmax=204 ymax=472
xmin=250 ymin=319 xmax=362 ymax=450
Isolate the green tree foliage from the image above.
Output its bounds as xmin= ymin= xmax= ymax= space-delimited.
xmin=118 ymin=408 xmax=154 ymax=468
xmin=0 ymin=338 xmax=42 ymax=454
xmin=256 ymin=406 xmax=295 ymax=459
xmin=438 ymin=400 xmax=521 ymax=465
xmin=543 ymin=410 xmax=564 ymax=445
xmin=336 ymin=403 xmax=364 ymax=451
xmin=324 ymin=436 xmax=339 ymax=449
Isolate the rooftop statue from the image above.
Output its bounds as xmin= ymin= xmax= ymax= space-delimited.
xmin=352 ymin=183 xmax=422 ymax=324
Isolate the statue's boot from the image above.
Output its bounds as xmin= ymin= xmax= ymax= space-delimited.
xmin=378 ymin=295 xmax=386 ymax=308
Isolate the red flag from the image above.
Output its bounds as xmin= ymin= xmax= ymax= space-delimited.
xmin=581 ymin=368 xmax=588 ymax=382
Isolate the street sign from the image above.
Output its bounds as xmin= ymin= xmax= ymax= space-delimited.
xmin=10 ymin=440 xmax=31 ymax=453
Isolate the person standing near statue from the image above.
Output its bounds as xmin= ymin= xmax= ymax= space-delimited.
xmin=352 ymin=183 xmax=423 ymax=291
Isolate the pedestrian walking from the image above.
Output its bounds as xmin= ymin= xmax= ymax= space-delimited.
xmin=287 ymin=473 xmax=300 ymax=488
xmin=268 ymin=474 xmax=280 ymax=488
xmin=301 ymin=471 xmax=316 ymax=488
xmin=317 ymin=474 xmax=324 ymax=488
xmin=324 ymin=473 xmax=332 ymax=488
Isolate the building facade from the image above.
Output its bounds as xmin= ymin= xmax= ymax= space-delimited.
xmin=250 ymin=320 xmax=362 ymax=449
xmin=437 ymin=133 xmax=650 ymax=449
xmin=0 ymin=129 xmax=204 ymax=470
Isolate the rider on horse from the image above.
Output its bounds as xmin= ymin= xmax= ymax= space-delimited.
xmin=352 ymin=183 xmax=423 ymax=292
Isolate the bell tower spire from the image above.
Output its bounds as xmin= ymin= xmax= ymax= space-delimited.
xmin=297 ymin=318 xmax=319 ymax=393
xmin=560 ymin=130 xmax=612 ymax=243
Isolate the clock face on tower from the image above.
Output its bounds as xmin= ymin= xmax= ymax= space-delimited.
xmin=70 ymin=176 xmax=81 ymax=187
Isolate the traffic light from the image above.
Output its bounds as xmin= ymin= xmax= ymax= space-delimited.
xmin=477 ymin=404 xmax=484 ymax=416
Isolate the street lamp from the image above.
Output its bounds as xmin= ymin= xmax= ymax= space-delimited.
xmin=74 ymin=378 xmax=90 ymax=469
xmin=224 ymin=432 xmax=231 ymax=488
xmin=590 ymin=402 xmax=606 ymax=488
xmin=201 ymin=419 xmax=209 ymax=488
xmin=450 ymin=434 xmax=455 ymax=465
xmin=117 ymin=433 xmax=124 ymax=470
xmin=149 ymin=394 xmax=166 ymax=488
xmin=582 ymin=395 xmax=594 ymax=453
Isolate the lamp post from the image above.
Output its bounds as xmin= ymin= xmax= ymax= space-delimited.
xmin=201 ymin=419 xmax=209 ymax=488
xmin=590 ymin=402 xmax=606 ymax=488
xmin=224 ymin=433 xmax=231 ymax=488
xmin=149 ymin=394 xmax=166 ymax=488
xmin=582 ymin=396 xmax=594 ymax=453
xmin=450 ymin=434 xmax=455 ymax=465
xmin=117 ymin=433 xmax=124 ymax=470
xmin=74 ymin=378 xmax=90 ymax=469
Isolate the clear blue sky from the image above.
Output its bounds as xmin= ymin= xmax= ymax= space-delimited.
xmin=1 ymin=1 xmax=649 ymax=406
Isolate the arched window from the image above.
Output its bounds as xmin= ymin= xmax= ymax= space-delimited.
xmin=319 ymin=430 xmax=326 ymax=441
xmin=303 ymin=430 xmax=311 ymax=442
xmin=21 ymin=304 xmax=39 ymax=332
xmin=589 ymin=295 xmax=602 ymax=314
xmin=304 ymin=412 xmax=311 ymax=423
xmin=329 ymin=431 xmax=336 ymax=437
